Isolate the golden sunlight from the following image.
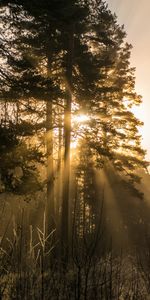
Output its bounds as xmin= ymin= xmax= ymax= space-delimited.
xmin=71 ymin=113 xmax=90 ymax=150
xmin=73 ymin=114 xmax=90 ymax=124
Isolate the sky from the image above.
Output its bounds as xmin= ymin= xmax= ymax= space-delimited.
xmin=106 ymin=0 xmax=150 ymax=160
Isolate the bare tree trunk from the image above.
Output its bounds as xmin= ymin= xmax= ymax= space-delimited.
xmin=56 ymin=108 xmax=63 ymax=218
xmin=46 ymin=54 xmax=55 ymax=235
xmin=61 ymin=24 xmax=74 ymax=262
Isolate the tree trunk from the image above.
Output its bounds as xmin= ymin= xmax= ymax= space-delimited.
xmin=46 ymin=54 xmax=55 ymax=235
xmin=56 ymin=108 xmax=63 ymax=219
xmin=61 ymin=24 xmax=74 ymax=262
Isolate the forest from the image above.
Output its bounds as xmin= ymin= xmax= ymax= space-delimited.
xmin=0 ymin=0 xmax=150 ymax=299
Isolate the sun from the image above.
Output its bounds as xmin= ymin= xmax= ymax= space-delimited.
xmin=71 ymin=113 xmax=90 ymax=151
xmin=73 ymin=114 xmax=90 ymax=124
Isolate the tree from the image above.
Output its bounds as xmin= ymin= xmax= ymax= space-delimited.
xmin=0 ymin=0 xmax=148 ymax=264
